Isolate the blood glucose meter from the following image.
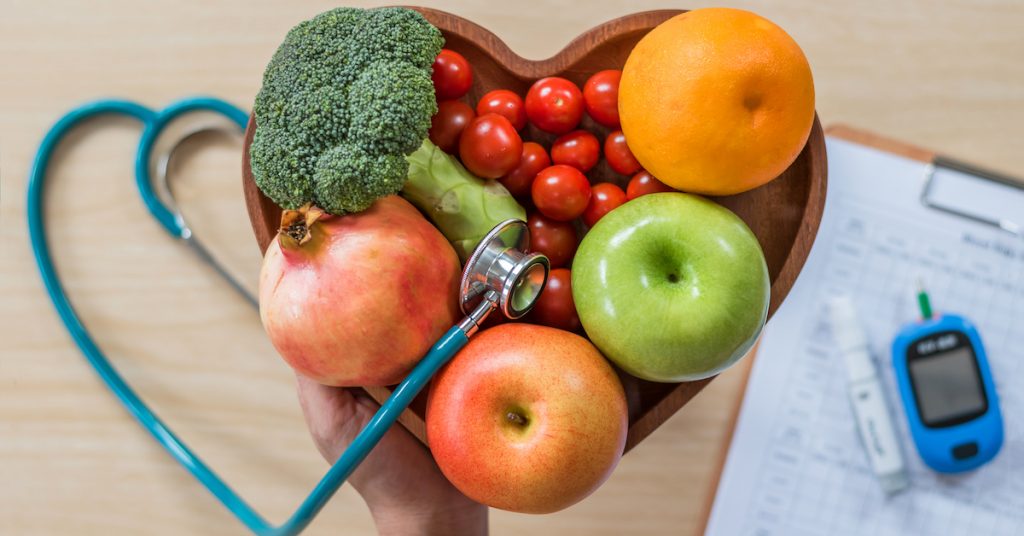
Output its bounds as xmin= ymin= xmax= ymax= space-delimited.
xmin=892 ymin=295 xmax=1003 ymax=473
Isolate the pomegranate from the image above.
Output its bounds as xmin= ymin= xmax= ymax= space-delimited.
xmin=259 ymin=196 xmax=461 ymax=386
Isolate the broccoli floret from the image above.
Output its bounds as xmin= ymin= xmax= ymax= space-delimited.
xmin=249 ymin=126 xmax=315 ymax=208
xmin=349 ymin=61 xmax=438 ymax=155
xmin=349 ymin=7 xmax=445 ymax=71
xmin=313 ymin=143 xmax=408 ymax=214
xmin=251 ymin=7 xmax=443 ymax=214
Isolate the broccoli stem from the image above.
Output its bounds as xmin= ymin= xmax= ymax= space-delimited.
xmin=403 ymin=139 xmax=527 ymax=261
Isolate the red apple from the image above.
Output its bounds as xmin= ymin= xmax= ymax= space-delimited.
xmin=259 ymin=196 xmax=461 ymax=386
xmin=426 ymin=323 xmax=628 ymax=513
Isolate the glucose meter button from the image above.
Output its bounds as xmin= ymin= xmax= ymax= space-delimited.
xmin=952 ymin=442 xmax=978 ymax=460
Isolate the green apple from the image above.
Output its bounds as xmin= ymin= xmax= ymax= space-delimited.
xmin=572 ymin=193 xmax=769 ymax=382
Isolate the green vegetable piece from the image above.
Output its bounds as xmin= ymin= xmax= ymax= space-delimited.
xmin=249 ymin=126 xmax=315 ymax=209
xmin=349 ymin=61 xmax=438 ymax=156
xmin=313 ymin=143 xmax=408 ymax=215
xmin=348 ymin=7 xmax=446 ymax=71
xmin=403 ymin=139 xmax=527 ymax=261
xmin=250 ymin=7 xmax=443 ymax=215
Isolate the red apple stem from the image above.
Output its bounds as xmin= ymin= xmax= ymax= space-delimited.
xmin=506 ymin=411 xmax=528 ymax=426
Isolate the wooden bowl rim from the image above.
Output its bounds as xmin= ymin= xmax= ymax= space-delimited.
xmin=410 ymin=7 xmax=688 ymax=79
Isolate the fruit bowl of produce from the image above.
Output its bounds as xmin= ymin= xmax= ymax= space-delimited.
xmin=242 ymin=6 xmax=825 ymax=514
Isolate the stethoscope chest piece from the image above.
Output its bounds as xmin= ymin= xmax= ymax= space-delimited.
xmin=459 ymin=219 xmax=550 ymax=321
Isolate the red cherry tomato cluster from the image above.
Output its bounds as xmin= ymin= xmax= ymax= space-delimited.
xmin=428 ymin=49 xmax=678 ymax=331
xmin=500 ymin=142 xmax=549 ymax=198
xmin=459 ymin=114 xmax=522 ymax=179
xmin=525 ymin=77 xmax=584 ymax=135
xmin=551 ymin=130 xmax=600 ymax=173
xmin=477 ymin=89 xmax=527 ymax=131
xmin=603 ymin=130 xmax=642 ymax=176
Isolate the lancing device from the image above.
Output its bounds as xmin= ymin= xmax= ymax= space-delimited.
xmin=829 ymin=296 xmax=910 ymax=494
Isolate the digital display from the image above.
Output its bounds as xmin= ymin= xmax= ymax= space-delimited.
xmin=909 ymin=345 xmax=987 ymax=427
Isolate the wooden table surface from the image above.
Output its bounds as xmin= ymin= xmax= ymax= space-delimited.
xmin=1 ymin=1 xmax=1021 ymax=534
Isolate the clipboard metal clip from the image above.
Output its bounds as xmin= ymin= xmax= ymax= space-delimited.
xmin=920 ymin=156 xmax=1022 ymax=237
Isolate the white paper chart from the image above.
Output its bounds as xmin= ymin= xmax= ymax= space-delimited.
xmin=705 ymin=137 xmax=1024 ymax=536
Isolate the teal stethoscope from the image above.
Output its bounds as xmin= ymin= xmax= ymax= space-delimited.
xmin=28 ymin=96 xmax=550 ymax=535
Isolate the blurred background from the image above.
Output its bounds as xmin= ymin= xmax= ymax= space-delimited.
xmin=1 ymin=1 xmax=1021 ymax=534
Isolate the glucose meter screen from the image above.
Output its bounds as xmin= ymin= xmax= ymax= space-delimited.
xmin=909 ymin=347 xmax=986 ymax=427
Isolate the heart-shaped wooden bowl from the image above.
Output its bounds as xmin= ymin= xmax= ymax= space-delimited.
xmin=242 ymin=7 xmax=827 ymax=452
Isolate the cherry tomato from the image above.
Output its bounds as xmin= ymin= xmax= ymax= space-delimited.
xmin=476 ymin=89 xmax=527 ymax=131
xmin=582 ymin=182 xmax=627 ymax=228
xmin=525 ymin=77 xmax=584 ymax=135
xmin=531 ymin=165 xmax=591 ymax=221
xmin=432 ymin=49 xmax=473 ymax=100
xmin=499 ymin=142 xmax=550 ymax=198
xmin=529 ymin=268 xmax=581 ymax=332
xmin=626 ymin=170 xmax=675 ymax=200
xmin=603 ymin=130 xmax=642 ymax=175
xmin=582 ymin=69 xmax=622 ymax=128
xmin=459 ymin=113 xmax=523 ymax=179
xmin=551 ymin=130 xmax=600 ymax=173
xmin=527 ymin=212 xmax=578 ymax=268
xmin=429 ymin=100 xmax=475 ymax=153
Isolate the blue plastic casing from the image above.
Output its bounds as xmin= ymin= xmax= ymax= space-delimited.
xmin=892 ymin=314 xmax=1003 ymax=473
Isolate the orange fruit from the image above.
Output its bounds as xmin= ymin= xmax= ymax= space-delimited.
xmin=619 ymin=8 xmax=815 ymax=195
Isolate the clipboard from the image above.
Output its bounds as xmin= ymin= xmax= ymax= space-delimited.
xmin=697 ymin=124 xmax=1024 ymax=534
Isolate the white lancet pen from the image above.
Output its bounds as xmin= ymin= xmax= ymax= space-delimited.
xmin=829 ymin=296 xmax=910 ymax=494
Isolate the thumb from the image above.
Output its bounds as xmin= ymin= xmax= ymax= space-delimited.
xmin=292 ymin=373 xmax=463 ymax=510
xmin=294 ymin=373 xmax=368 ymax=464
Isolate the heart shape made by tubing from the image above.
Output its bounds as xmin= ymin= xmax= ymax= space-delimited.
xmin=241 ymin=8 xmax=828 ymax=452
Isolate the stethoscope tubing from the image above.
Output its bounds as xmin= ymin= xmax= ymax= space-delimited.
xmin=27 ymin=97 xmax=467 ymax=535
xmin=135 ymin=97 xmax=250 ymax=237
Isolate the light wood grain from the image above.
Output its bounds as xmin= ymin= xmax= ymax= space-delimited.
xmin=2 ymin=1 xmax=1023 ymax=535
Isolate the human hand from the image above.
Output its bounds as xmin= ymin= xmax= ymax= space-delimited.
xmin=295 ymin=374 xmax=488 ymax=536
